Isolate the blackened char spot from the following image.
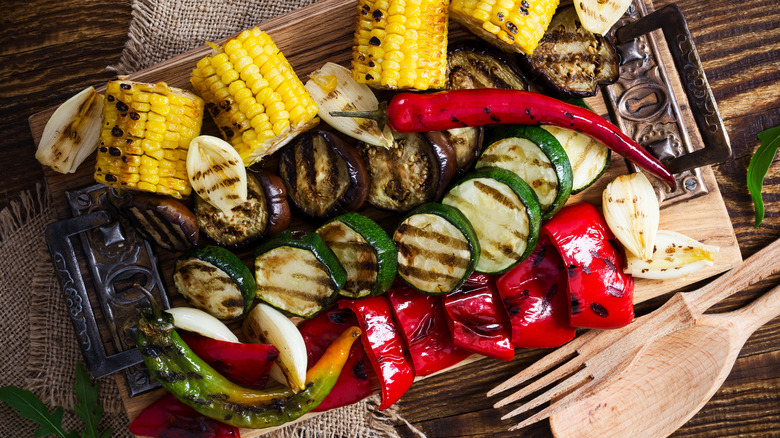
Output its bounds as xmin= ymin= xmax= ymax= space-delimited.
xmin=582 ymin=264 xmax=591 ymax=274
xmin=116 ymin=101 xmax=129 ymax=112
xmin=353 ymin=360 xmax=369 ymax=380
xmin=607 ymin=285 xmax=624 ymax=298
xmin=369 ymin=36 xmax=381 ymax=46
xmin=532 ymin=245 xmax=547 ymax=267
xmin=603 ymin=258 xmax=618 ymax=272
xmin=567 ymin=265 xmax=578 ymax=278
xmin=490 ymin=114 xmax=501 ymax=122
xmin=328 ymin=310 xmax=349 ymax=324
xmin=571 ymin=295 xmax=582 ymax=315
xmin=591 ymin=303 xmax=609 ymax=317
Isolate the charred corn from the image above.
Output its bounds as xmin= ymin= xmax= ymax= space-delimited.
xmin=351 ymin=0 xmax=449 ymax=90
xmin=450 ymin=0 xmax=559 ymax=55
xmin=190 ymin=28 xmax=319 ymax=167
xmin=94 ymin=80 xmax=204 ymax=199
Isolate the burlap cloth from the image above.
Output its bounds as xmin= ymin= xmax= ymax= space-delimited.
xmin=1 ymin=1 xmax=425 ymax=436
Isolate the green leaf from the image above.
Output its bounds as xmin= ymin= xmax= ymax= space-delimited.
xmin=0 ymin=386 xmax=77 ymax=438
xmin=747 ymin=125 xmax=780 ymax=227
xmin=73 ymin=363 xmax=107 ymax=438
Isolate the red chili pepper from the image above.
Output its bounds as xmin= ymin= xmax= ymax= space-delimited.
xmin=443 ymin=273 xmax=515 ymax=361
xmin=179 ymin=332 xmax=278 ymax=390
xmin=339 ymin=297 xmax=415 ymax=410
xmin=542 ymin=202 xmax=634 ymax=329
xmin=297 ymin=308 xmax=374 ymax=412
xmin=382 ymin=89 xmax=675 ymax=190
xmin=129 ymin=393 xmax=239 ymax=438
xmin=387 ymin=284 xmax=472 ymax=376
xmin=496 ymin=236 xmax=576 ymax=348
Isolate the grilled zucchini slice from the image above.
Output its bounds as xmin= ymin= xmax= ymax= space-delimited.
xmin=393 ymin=203 xmax=480 ymax=294
xmin=254 ymin=230 xmax=346 ymax=318
xmin=443 ymin=168 xmax=541 ymax=274
xmin=478 ymin=125 xmax=572 ymax=220
xmin=173 ymin=246 xmax=255 ymax=320
xmin=316 ymin=213 xmax=397 ymax=298
xmin=541 ymin=99 xmax=610 ymax=193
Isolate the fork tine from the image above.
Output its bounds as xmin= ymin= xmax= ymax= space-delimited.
xmin=499 ymin=367 xmax=591 ymax=421
xmin=492 ymin=353 xmax=587 ymax=408
xmin=487 ymin=331 xmax=596 ymax=397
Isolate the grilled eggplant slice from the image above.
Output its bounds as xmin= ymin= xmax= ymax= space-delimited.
xmin=173 ymin=246 xmax=255 ymax=320
xmin=358 ymin=131 xmax=456 ymax=212
xmin=447 ymin=42 xmax=529 ymax=91
xmin=196 ymin=170 xmax=290 ymax=247
xmin=278 ymin=131 xmax=368 ymax=219
xmin=254 ymin=169 xmax=292 ymax=236
xmin=114 ymin=193 xmax=199 ymax=252
xmin=520 ymin=6 xmax=620 ymax=98
xmin=393 ymin=203 xmax=479 ymax=294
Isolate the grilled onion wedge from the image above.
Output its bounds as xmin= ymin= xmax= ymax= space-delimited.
xmin=243 ymin=303 xmax=308 ymax=392
xmin=36 ymin=86 xmax=104 ymax=174
xmin=305 ymin=62 xmax=393 ymax=148
xmin=393 ymin=203 xmax=480 ymax=294
xmin=625 ymin=230 xmax=719 ymax=280
xmin=254 ymin=230 xmax=346 ymax=319
xmin=574 ymin=0 xmax=633 ymax=35
xmin=602 ymin=172 xmax=660 ymax=261
xmin=443 ymin=168 xmax=542 ymax=274
xmin=316 ymin=213 xmax=397 ymax=298
xmin=187 ymin=135 xmax=247 ymax=214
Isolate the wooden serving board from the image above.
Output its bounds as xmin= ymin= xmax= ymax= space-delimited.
xmin=28 ymin=0 xmax=742 ymax=435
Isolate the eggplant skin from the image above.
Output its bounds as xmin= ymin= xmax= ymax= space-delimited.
xmin=519 ymin=6 xmax=620 ymax=98
xmin=278 ymin=131 xmax=368 ymax=220
xmin=446 ymin=42 xmax=529 ymax=91
xmin=253 ymin=169 xmax=291 ymax=236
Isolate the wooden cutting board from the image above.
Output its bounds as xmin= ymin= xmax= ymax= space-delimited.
xmin=28 ymin=0 xmax=742 ymax=435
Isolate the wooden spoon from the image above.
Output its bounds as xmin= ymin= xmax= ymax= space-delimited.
xmin=548 ymin=282 xmax=780 ymax=438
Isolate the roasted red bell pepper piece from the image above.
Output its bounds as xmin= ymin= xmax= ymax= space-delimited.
xmin=387 ymin=284 xmax=472 ymax=376
xmin=129 ymin=393 xmax=239 ymax=438
xmin=497 ymin=236 xmax=576 ymax=348
xmin=298 ymin=308 xmax=374 ymax=412
xmin=443 ymin=273 xmax=514 ymax=361
xmin=179 ymin=332 xmax=278 ymax=390
xmin=339 ymin=297 xmax=415 ymax=410
xmin=543 ymin=202 xmax=634 ymax=329
xmin=348 ymin=89 xmax=675 ymax=190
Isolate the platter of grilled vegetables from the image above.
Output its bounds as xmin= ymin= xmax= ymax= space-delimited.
xmin=35 ymin=0 xmax=720 ymax=434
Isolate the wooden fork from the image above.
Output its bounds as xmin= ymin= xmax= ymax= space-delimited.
xmin=487 ymin=237 xmax=780 ymax=431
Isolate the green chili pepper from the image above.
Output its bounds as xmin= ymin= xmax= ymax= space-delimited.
xmin=136 ymin=307 xmax=361 ymax=429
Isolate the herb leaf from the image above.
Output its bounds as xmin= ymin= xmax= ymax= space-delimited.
xmin=0 ymin=386 xmax=77 ymax=438
xmin=747 ymin=125 xmax=780 ymax=227
xmin=73 ymin=362 xmax=112 ymax=438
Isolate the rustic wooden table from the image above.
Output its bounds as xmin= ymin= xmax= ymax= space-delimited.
xmin=2 ymin=0 xmax=779 ymax=436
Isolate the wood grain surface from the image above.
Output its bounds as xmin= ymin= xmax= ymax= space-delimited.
xmin=3 ymin=0 xmax=780 ymax=437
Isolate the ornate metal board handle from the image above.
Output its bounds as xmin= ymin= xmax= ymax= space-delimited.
xmin=616 ymin=4 xmax=732 ymax=175
xmin=44 ymin=211 xmax=144 ymax=379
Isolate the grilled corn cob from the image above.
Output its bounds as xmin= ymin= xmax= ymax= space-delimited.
xmin=450 ymin=0 xmax=559 ymax=55
xmin=351 ymin=0 xmax=449 ymax=90
xmin=190 ymin=28 xmax=320 ymax=166
xmin=94 ymin=80 xmax=204 ymax=199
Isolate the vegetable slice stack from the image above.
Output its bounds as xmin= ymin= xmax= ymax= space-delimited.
xmin=351 ymin=0 xmax=449 ymax=90
xmin=443 ymin=168 xmax=541 ymax=274
xmin=254 ymin=230 xmax=346 ymax=318
xmin=190 ymin=28 xmax=319 ymax=166
xmin=393 ymin=203 xmax=480 ymax=294
xmin=316 ymin=213 xmax=397 ymax=298
xmin=95 ymin=80 xmax=204 ymax=198
xmin=478 ymin=125 xmax=572 ymax=220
